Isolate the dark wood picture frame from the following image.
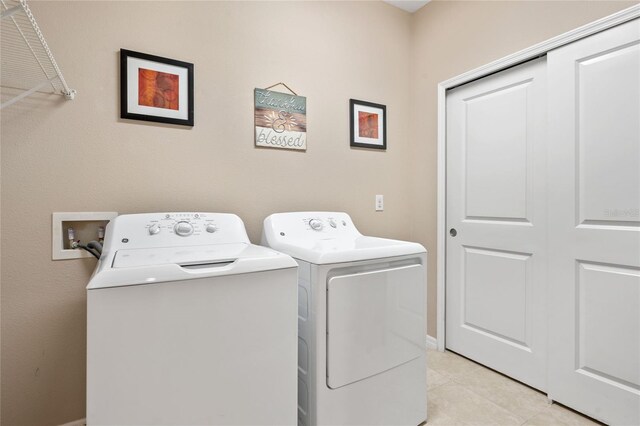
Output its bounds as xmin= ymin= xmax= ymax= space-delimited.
xmin=350 ymin=99 xmax=386 ymax=150
xmin=120 ymin=49 xmax=194 ymax=126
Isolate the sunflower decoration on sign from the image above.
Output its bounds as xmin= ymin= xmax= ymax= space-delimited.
xmin=263 ymin=110 xmax=299 ymax=133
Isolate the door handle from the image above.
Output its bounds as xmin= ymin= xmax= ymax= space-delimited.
xmin=449 ymin=228 xmax=457 ymax=237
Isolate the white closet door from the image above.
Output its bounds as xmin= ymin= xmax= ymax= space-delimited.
xmin=547 ymin=19 xmax=640 ymax=425
xmin=446 ymin=58 xmax=547 ymax=391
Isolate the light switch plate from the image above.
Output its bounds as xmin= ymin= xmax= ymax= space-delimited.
xmin=375 ymin=195 xmax=384 ymax=211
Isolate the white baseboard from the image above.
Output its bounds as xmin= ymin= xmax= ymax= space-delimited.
xmin=426 ymin=335 xmax=438 ymax=350
xmin=59 ymin=419 xmax=85 ymax=426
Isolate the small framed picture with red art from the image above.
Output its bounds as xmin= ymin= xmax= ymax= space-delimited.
xmin=350 ymin=99 xmax=386 ymax=150
xmin=120 ymin=49 xmax=194 ymax=126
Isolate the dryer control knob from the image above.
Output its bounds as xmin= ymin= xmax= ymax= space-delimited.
xmin=148 ymin=223 xmax=160 ymax=235
xmin=174 ymin=221 xmax=194 ymax=236
xmin=206 ymin=224 xmax=217 ymax=233
xmin=309 ymin=219 xmax=323 ymax=231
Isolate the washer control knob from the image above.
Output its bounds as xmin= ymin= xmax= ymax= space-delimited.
xmin=174 ymin=221 xmax=194 ymax=236
xmin=309 ymin=219 xmax=323 ymax=231
xmin=148 ymin=223 xmax=160 ymax=235
xmin=329 ymin=219 xmax=337 ymax=228
xmin=206 ymin=224 xmax=217 ymax=233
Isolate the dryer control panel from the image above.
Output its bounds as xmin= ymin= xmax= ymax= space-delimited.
xmin=262 ymin=212 xmax=362 ymax=243
xmin=103 ymin=212 xmax=250 ymax=252
xmin=261 ymin=211 xmax=426 ymax=265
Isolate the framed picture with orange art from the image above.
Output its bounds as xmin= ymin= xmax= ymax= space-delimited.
xmin=350 ymin=99 xmax=386 ymax=150
xmin=120 ymin=49 xmax=194 ymax=126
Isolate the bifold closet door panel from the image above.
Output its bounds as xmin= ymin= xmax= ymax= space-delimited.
xmin=445 ymin=57 xmax=548 ymax=391
xmin=547 ymin=18 xmax=640 ymax=426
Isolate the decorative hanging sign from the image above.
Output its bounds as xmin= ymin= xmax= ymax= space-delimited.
xmin=254 ymin=85 xmax=307 ymax=151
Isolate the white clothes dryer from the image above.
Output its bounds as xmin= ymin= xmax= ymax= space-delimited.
xmin=87 ymin=212 xmax=298 ymax=425
xmin=262 ymin=212 xmax=427 ymax=426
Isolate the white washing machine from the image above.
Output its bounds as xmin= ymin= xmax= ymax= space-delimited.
xmin=262 ymin=212 xmax=427 ymax=426
xmin=87 ymin=212 xmax=298 ymax=425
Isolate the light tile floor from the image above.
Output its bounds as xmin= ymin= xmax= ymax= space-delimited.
xmin=427 ymin=349 xmax=602 ymax=426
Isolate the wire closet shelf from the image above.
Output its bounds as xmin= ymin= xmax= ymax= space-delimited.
xmin=1 ymin=0 xmax=75 ymax=109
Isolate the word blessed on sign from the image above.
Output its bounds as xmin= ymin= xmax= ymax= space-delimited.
xmin=254 ymin=89 xmax=307 ymax=151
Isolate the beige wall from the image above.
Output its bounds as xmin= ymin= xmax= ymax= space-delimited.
xmin=0 ymin=1 xmax=635 ymax=425
xmin=410 ymin=0 xmax=636 ymax=339
xmin=1 ymin=2 xmax=413 ymax=424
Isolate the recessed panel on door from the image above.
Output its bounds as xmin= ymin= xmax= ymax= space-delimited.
xmin=463 ymin=246 xmax=531 ymax=348
xmin=465 ymin=81 xmax=531 ymax=222
xmin=577 ymin=42 xmax=640 ymax=226
xmin=577 ymin=262 xmax=640 ymax=390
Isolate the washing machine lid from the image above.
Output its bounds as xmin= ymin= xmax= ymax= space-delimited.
xmin=262 ymin=212 xmax=425 ymax=264
xmin=87 ymin=243 xmax=296 ymax=290
xmin=111 ymin=243 xmax=248 ymax=268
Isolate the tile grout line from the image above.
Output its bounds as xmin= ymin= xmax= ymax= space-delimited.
xmin=449 ymin=374 xmax=551 ymax=425
xmin=432 ymin=352 xmax=550 ymax=425
xmin=428 ymin=352 xmax=602 ymax=426
xmin=427 ymin=377 xmax=453 ymax=394
xmin=431 ymin=380 xmax=526 ymax=425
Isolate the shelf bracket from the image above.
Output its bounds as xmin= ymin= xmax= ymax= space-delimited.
xmin=0 ymin=0 xmax=76 ymax=108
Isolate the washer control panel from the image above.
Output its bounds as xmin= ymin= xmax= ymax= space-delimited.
xmin=144 ymin=213 xmax=218 ymax=238
xmin=104 ymin=212 xmax=250 ymax=251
